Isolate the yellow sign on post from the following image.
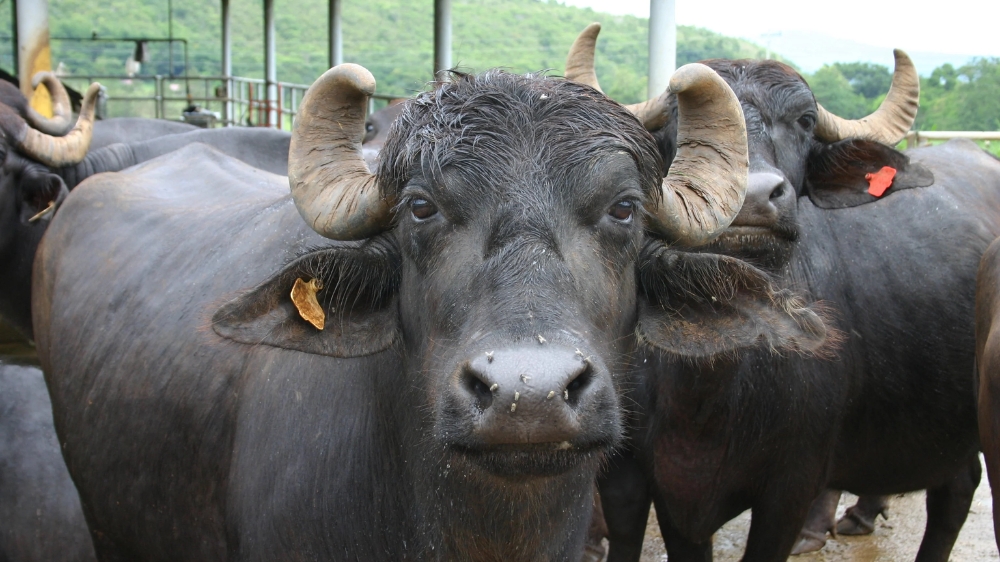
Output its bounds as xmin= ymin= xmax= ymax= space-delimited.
xmin=29 ymin=45 xmax=53 ymax=118
xmin=17 ymin=0 xmax=54 ymax=118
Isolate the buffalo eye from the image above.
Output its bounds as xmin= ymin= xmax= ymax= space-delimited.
xmin=410 ymin=198 xmax=438 ymax=220
xmin=797 ymin=114 xmax=816 ymax=130
xmin=608 ymin=200 xmax=635 ymax=223
xmin=365 ymin=123 xmax=375 ymax=133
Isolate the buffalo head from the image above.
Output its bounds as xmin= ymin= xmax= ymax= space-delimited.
xmin=567 ymin=24 xmax=926 ymax=270
xmin=213 ymin=62 xmax=798 ymax=480
xmin=0 ymin=76 xmax=100 ymax=335
xmin=0 ymin=74 xmax=101 ymax=230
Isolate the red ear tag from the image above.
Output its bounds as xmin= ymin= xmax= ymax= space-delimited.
xmin=865 ymin=166 xmax=897 ymax=197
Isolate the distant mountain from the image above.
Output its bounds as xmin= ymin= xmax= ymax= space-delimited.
xmin=751 ymin=30 xmax=978 ymax=75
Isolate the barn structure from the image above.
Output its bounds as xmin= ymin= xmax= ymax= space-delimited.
xmin=8 ymin=0 xmax=677 ymax=127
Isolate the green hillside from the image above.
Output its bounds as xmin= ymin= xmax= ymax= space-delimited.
xmin=807 ymin=56 xmax=1000 ymax=147
xmin=33 ymin=0 xmax=782 ymax=104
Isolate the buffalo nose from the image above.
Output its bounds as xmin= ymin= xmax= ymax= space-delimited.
xmin=456 ymin=346 xmax=611 ymax=445
xmin=734 ymin=172 xmax=787 ymax=226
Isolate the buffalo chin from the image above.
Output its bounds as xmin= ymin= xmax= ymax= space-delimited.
xmin=703 ymin=226 xmax=796 ymax=271
xmin=450 ymin=442 xmax=608 ymax=479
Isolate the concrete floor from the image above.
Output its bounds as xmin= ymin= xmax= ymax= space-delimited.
xmin=632 ymin=456 xmax=997 ymax=562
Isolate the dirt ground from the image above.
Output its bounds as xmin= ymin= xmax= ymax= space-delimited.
xmin=624 ymin=456 xmax=997 ymax=562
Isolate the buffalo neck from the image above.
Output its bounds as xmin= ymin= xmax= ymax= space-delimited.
xmin=55 ymin=143 xmax=141 ymax=189
xmin=649 ymin=354 xmax=742 ymax=437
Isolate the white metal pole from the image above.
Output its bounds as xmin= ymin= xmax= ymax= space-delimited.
xmin=648 ymin=0 xmax=676 ymax=99
xmin=264 ymin=0 xmax=277 ymax=127
xmin=434 ymin=0 xmax=452 ymax=77
xmin=221 ymin=0 xmax=232 ymax=125
xmin=15 ymin=0 xmax=52 ymax=115
xmin=329 ymin=0 xmax=342 ymax=68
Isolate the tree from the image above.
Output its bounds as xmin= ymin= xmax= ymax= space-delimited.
xmin=807 ymin=65 xmax=868 ymax=120
xmin=917 ymin=58 xmax=1000 ymax=131
xmin=832 ymin=61 xmax=891 ymax=100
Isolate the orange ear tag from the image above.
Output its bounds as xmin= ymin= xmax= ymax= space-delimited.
xmin=291 ymin=278 xmax=325 ymax=330
xmin=865 ymin=166 xmax=897 ymax=197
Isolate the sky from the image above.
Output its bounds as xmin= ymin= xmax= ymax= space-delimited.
xmin=559 ymin=0 xmax=1000 ymax=59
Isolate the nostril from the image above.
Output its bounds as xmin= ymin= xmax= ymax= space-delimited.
xmin=769 ymin=183 xmax=785 ymax=200
xmin=462 ymin=367 xmax=494 ymax=411
xmin=564 ymin=362 xmax=593 ymax=406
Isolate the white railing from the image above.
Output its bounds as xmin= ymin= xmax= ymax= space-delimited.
xmin=57 ymin=74 xmax=404 ymax=129
xmin=905 ymin=131 xmax=1000 ymax=149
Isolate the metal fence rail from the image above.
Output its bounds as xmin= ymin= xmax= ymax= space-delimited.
xmin=58 ymin=74 xmax=405 ymax=128
xmin=50 ymin=77 xmax=1000 ymax=148
xmin=905 ymin=131 xmax=1000 ymax=149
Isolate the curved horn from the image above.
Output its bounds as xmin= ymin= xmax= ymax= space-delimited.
xmin=648 ymin=64 xmax=749 ymax=246
xmin=15 ymin=82 xmax=101 ymax=168
xmin=565 ymin=23 xmax=603 ymax=93
xmin=565 ymin=23 xmax=672 ymax=130
xmin=288 ymin=64 xmax=392 ymax=241
xmin=622 ymin=89 xmax=673 ymax=131
xmin=23 ymin=72 xmax=74 ymax=136
xmin=815 ymin=49 xmax=919 ymax=145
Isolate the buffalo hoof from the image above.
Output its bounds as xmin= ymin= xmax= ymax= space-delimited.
xmin=836 ymin=505 xmax=885 ymax=535
xmin=790 ymin=529 xmax=828 ymax=555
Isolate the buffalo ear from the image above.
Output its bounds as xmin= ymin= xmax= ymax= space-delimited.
xmin=805 ymin=139 xmax=934 ymax=209
xmin=213 ymin=240 xmax=400 ymax=357
xmin=637 ymin=244 xmax=829 ymax=358
xmin=18 ymin=169 xmax=67 ymax=223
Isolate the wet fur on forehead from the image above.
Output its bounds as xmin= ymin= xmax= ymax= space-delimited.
xmin=701 ymin=59 xmax=817 ymax=116
xmin=376 ymin=69 xmax=663 ymax=203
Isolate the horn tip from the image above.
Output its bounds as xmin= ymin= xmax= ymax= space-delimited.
xmin=313 ymin=64 xmax=377 ymax=98
xmin=31 ymin=71 xmax=56 ymax=89
xmin=667 ymin=63 xmax=719 ymax=94
xmin=578 ymin=22 xmax=602 ymax=42
xmin=892 ymin=49 xmax=914 ymax=65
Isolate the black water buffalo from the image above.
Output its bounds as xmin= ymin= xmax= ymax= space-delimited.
xmin=1 ymin=83 xmax=413 ymax=342
xmin=976 ymin=236 xmax=1000 ymax=552
xmin=90 ymin=117 xmax=198 ymax=149
xmin=0 ymin=77 xmax=103 ymax=340
xmin=0 ymin=79 xmax=412 ymax=340
xmin=362 ymin=98 xmax=405 ymax=167
xmin=0 ymin=120 xmax=290 ymax=339
xmin=568 ymin=24 xmax=1000 ymax=562
xmin=0 ymin=361 xmax=95 ymax=562
xmin=1 ymin=77 xmax=291 ymax=341
xmin=31 ymin=63 xmax=833 ymax=561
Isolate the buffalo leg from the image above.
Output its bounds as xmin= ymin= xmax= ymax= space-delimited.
xmin=984 ymin=406 xmax=1000 ymax=551
xmin=979 ymin=351 xmax=1000 ymax=551
xmin=652 ymin=499 xmax=712 ymax=562
xmin=600 ymin=450 xmax=652 ymax=562
xmin=790 ymin=489 xmax=841 ymax=555
xmin=914 ymin=454 xmax=981 ymax=562
xmin=740 ymin=485 xmax=818 ymax=562
xmin=836 ymin=494 xmax=889 ymax=535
